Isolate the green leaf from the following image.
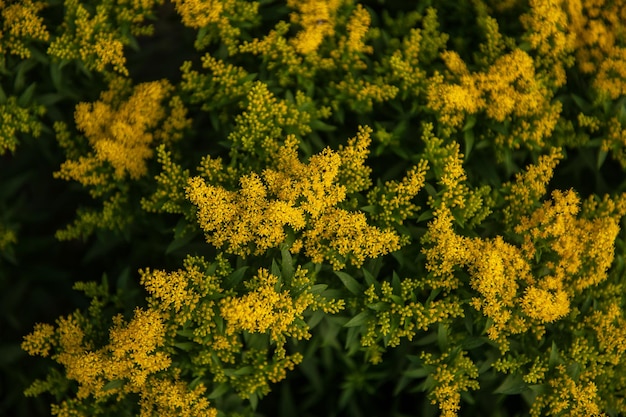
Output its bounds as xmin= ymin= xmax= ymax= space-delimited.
xmin=165 ymin=230 xmax=199 ymax=254
xmin=461 ymin=336 xmax=488 ymax=350
xmin=417 ymin=210 xmax=433 ymax=223
xmin=103 ymin=379 xmax=124 ymax=391
xmin=366 ymin=302 xmax=389 ymax=312
xmin=310 ymin=119 xmax=337 ymax=132
xmin=392 ymin=271 xmax=401 ymax=293
xmin=344 ymin=311 xmax=371 ymax=327
xmin=208 ymin=383 xmax=229 ymax=399
xmin=548 ymin=341 xmax=561 ymax=368
xmin=310 ymin=283 xmax=328 ymax=294
xmin=307 ymin=310 xmax=324 ymax=328
xmin=249 ymin=392 xmax=259 ymax=410
xmin=224 ymin=266 xmax=248 ymax=289
xmin=50 ymin=62 xmax=63 ymax=91
xmin=494 ymin=374 xmax=528 ymax=395
xmin=281 ymin=248 xmax=294 ymax=279
xmin=271 ymin=258 xmax=281 ymax=277
xmin=437 ymin=323 xmax=448 ymax=351
xmin=345 ymin=326 xmax=360 ymax=353
xmin=362 ymin=268 xmax=376 ymax=287
xmin=403 ymin=367 xmax=430 ymax=378
xmin=174 ymin=342 xmax=196 ymax=351
xmin=463 ymin=129 xmax=474 ymax=160
xmin=37 ymin=93 xmax=64 ymax=106
xmin=17 ymin=83 xmax=36 ymax=106
xmin=177 ymin=329 xmax=194 ymax=338
xmin=335 ymin=271 xmax=363 ymax=295
xmin=462 ymin=114 xmax=477 ymax=131
xmin=597 ymin=149 xmax=608 ymax=170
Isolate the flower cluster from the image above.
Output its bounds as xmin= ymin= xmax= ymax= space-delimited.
xmin=0 ymin=0 xmax=49 ymax=60
xmin=187 ymin=131 xmax=401 ymax=268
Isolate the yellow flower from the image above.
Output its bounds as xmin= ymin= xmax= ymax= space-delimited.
xmin=220 ymin=268 xmax=311 ymax=343
xmin=0 ymin=0 xmax=49 ymax=59
xmin=187 ymin=130 xmax=402 ymax=268
xmin=521 ymin=286 xmax=570 ymax=323
xmin=56 ymin=79 xmax=173 ymax=187
xmin=346 ymin=4 xmax=373 ymax=54
xmin=288 ymin=0 xmax=342 ymax=54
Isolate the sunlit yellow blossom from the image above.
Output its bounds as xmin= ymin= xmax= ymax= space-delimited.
xmin=503 ymin=148 xmax=563 ymax=225
xmin=140 ymin=377 xmax=217 ymax=417
xmin=468 ymin=237 xmax=531 ymax=342
xmin=346 ymin=4 xmax=373 ymax=54
xmin=187 ymin=131 xmax=402 ymax=267
xmin=422 ymin=205 xmax=471 ymax=291
xmin=429 ymin=49 xmax=551 ymax=131
xmin=56 ymin=80 xmax=173 ymax=185
xmin=520 ymin=0 xmax=576 ymax=87
xmin=220 ymin=268 xmax=311 ymax=342
xmin=565 ymin=0 xmax=626 ymax=98
xmin=516 ymin=189 xmax=619 ymax=294
xmin=172 ymin=0 xmax=224 ymax=28
xmin=521 ymin=286 xmax=570 ymax=323
xmin=288 ymin=0 xmax=342 ymax=54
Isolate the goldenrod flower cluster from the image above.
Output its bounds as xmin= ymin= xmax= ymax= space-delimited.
xmin=187 ymin=131 xmax=401 ymax=268
xmin=0 ymin=0 xmax=49 ymax=59
xmin=0 ymin=97 xmax=45 ymax=155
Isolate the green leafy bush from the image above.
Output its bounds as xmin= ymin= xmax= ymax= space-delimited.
xmin=2 ymin=0 xmax=626 ymax=416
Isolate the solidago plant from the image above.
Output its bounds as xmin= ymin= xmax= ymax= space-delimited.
xmin=6 ymin=0 xmax=626 ymax=416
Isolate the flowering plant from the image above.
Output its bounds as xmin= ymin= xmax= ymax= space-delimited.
xmin=2 ymin=0 xmax=626 ymax=416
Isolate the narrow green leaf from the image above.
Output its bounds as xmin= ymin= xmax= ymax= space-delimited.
xmin=174 ymin=342 xmax=195 ymax=351
xmin=463 ymin=129 xmax=474 ymax=160
xmin=224 ymin=266 xmax=248 ymax=289
xmin=403 ymin=367 xmax=429 ymax=378
xmin=103 ymin=379 xmax=124 ymax=391
xmin=366 ymin=302 xmax=389 ymax=312
xmin=417 ymin=210 xmax=433 ymax=223
xmin=281 ymin=248 xmax=294 ymax=279
xmin=165 ymin=230 xmax=198 ymax=254
xmin=208 ymin=383 xmax=229 ymax=399
xmin=462 ymin=114 xmax=477 ymax=131
xmin=177 ymin=329 xmax=194 ymax=338
xmin=249 ymin=392 xmax=259 ymax=410
xmin=271 ymin=258 xmax=281 ymax=277
xmin=437 ymin=323 xmax=448 ymax=351
xmin=362 ymin=268 xmax=376 ymax=287
xmin=335 ymin=271 xmax=363 ymax=295
xmin=344 ymin=311 xmax=371 ymax=327
xmin=597 ymin=149 xmax=608 ymax=170
xmin=307 ymin=310 xmax=325 ymax=328
xmin=310 ymin=119 xmax=337 ymax=132
xmin=310 ymin=283 xmax=328 ymax=294
xmin=548 ymin=341 xmax=560 ymax=368
xmin=494 ymin=374 xmax=527 ymax=394
xmin=18 ymin=83 xmax=36 ymax=106
xmin=50 ymin=63 xmax=63 ymax=91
